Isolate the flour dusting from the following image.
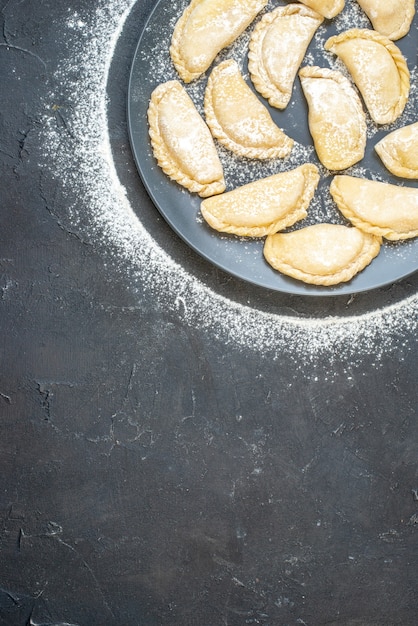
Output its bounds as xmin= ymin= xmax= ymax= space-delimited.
xmin=41 ymin=0 xmax=417 ymax=366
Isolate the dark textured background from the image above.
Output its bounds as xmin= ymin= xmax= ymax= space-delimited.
xmin=1 ymin=1 xmax=417 ymax=624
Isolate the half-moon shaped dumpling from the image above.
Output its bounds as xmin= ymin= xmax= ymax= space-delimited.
xmin=170 ymin=0 xmax=268 ymax=83
xmin=299 ymin=66 xmax=367 ymax=170
xmin=263 ymin=223 xmax=381 ymax=285
xmin=325 ymin=29 xmax=410 ymax=125
xmin=200 ymin=164 xmax=319 ymax=237
xmin=330 ymin=175 xmax=418 ymax=240
xmin=356 ymin=0 xmax=415 ymax=41
xmin=204 ymin=59 xmax=294 ymax=159
xmin=291 ymin=0 xmax=344 ymax=19
xmin=248 ymin=5 xmax=323 ymax=110
xmin=148 ymin=80 xmax=225 ymax=198
xmin=375 ymin=122 xmax=418 ymax=179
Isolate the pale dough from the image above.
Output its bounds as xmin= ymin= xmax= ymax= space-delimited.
xmin=148 ymin=80 xmax=225 ymax=198
xmin=299 ymin=65 xmax=367 ymax=170
xmin=289 ymin=0 xmax=344 ymax=19
xmin=204 ymin=59 xmax=294 ymax=159
xmin=325 ymin=28 xmax=410 ymax=125
xmin=356 ymin=0 xmax=415 ymax=41
xmin=248 ymin=5 xmax=323 ymax=110
xmin=263 ymin=223 xmax=381 ymax=285
xmin=375 ymin=122 xmax=418 ymax=179
xmin=170 ymin=0 xmax=268 ymax=83
xmin=200 ymin=164 xmax=319 ymax=237
xmin=330 ymin=175 xmax=418 ymax=240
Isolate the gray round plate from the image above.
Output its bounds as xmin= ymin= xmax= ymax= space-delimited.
xmin=127 ymin=0 xmax=418 ymax=296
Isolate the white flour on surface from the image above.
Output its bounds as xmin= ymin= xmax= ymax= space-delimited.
xmin=42 ymin=0 xmax=417 ymax=364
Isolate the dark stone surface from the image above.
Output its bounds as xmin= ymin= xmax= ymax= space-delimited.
xmin=1 ymin=1 xmax=417 ymax=624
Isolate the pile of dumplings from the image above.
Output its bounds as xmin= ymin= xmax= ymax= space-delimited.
xmin=147 ymin=0 xmax=418 ymax=287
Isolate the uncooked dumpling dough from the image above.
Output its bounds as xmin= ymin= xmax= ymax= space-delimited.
xmin=325 ymin=29 xmax=410 ymax=125
xmin=148 ymin=80 xmax=225 ymax=198
xmin=375 ymin=122 xmax=418 ymax=179
xmin=170 ymin=0 xmax=268 ymax=83
xmin=291 ymin=0 xmax=344 ymax=19
xmin=299 ymin=65 xmax=367 ymax=170
xmin=204 ymin=59 xmax=294 ymax=159
xmin=330 ymin=175 xmax=418 ymax=240
xmin=264 ymin=223 xmax=381 ymax=285
xmin=356 ymin=0 xmax=415 ymax=41
xmin=200 ymin=164 xmax=319 ymax=237
xmin=248 ymin=5 xmax=323 ymax=110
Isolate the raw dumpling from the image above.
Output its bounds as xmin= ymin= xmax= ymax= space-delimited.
xmin=356 ymin=0 xmax=415 ymax=41
xmin=200 ymin=164 xmax=319 ymax=237
xmin=375 ymin=122 xmax=418 ymax=179
xmin=170 ymin=0 xmax=268 ymax=83
xmin=148 ymin=80 xmax=225 ymax=198
xmin=290 ymin=0 xmax=344 ymax=19
xmin=325 ymin=29 xmax=410 ymax=125
xmin=330 ymin=175 xmax=418 ymax=240
xmin=263 ymin=223 xmax=381 ymax=285
xmin=204 ymin=59 xmax=294 ymax=159
xmin=299 ymin=66 xmax=367 ymax=170
xmin=248 ymin=5 xmax=323 ymax=110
